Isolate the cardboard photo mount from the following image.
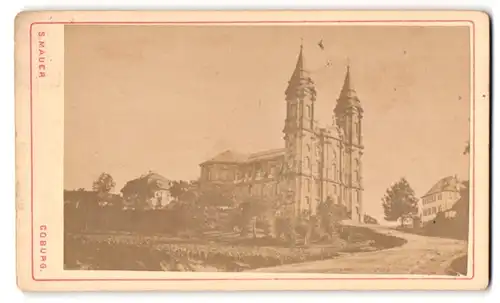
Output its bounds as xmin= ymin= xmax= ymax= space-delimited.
xmin=15 ymin=10 xmax=490 ymax=291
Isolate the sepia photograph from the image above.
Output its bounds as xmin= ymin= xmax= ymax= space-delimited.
xmin=63 ymin=24 xmax=471 ymax=275
xmin=14 ymin=10 xmax=490 ymax=291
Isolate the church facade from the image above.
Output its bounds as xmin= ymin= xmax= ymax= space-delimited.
xmin=199 ymin=45 xmax=365 ymax=222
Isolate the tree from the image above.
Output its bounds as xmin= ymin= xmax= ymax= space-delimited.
xmin=196 ymin=183 xmax=236 ymax=208
xmin=120 ymin=172 xmax=171 ymax=209
xmin=92 ymin=173 xmax=116 ymax=194
xmin=169 ymin=180 xmax=191 ymax=200
xmin=317 ymin=196 xmax=348 ymax=236
xmin=294 ymin=213 xmax=322 ymax=246
xmin=381 ymin=178 xmax=419 ymax=227
xmin=167 ymin=197 xmax=206 ymax=234
xmin=167 ymin=182 xmax=240 ymax=232
xmin=239 ymin=196 xmax=275 ymax=238
xmin=64 ymin=189 xmax=100 ymax=231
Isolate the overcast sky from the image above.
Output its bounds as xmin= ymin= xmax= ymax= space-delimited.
xmin=64 ymin=25 xmax=470 ymax=221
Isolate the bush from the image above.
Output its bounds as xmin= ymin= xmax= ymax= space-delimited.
xmin=363 ymin=214 xmax=379 ymax=225
xmin=64 ymin=202 xmax=209 ymax=235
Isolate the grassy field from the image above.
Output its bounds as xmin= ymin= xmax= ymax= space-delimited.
xmin=64 ymin=225 xmax=407 ymax=272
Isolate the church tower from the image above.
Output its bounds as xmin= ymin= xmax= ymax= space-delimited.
xmin=334 ymin=64 xmax=364 ymax=222
xmin=283 ymin=44 xmax=318 ymax=216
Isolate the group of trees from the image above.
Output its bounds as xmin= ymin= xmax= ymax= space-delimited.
xmin=234 ymin=194 xmax=349 ymax=247
xmin=65 ymin=171 xmax=352 ymax=247
xmin=381 ymin=140 xmax=470 ymax=231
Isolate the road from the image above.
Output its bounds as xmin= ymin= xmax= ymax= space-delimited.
xmin=250 ymin=222 xmax=468 ymax=275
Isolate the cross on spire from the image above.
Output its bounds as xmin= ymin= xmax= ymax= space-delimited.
xmin=284 ymin=42 xmax=316 ymax=100
xmin=341 ymin=62 xmax=354 ymax=97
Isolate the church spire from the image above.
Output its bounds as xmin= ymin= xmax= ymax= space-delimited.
xmin=340 ymin=64 xmax=356 ymax=99
xmin=334 ymin=63 xmax=362 ymax=116
xmin=285 ymin=43 xmax=315 ymax=100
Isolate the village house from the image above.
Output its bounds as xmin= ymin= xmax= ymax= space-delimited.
xmin=120 ymin=172 xmax=174 ymax=210
xmin=418 ymin=175 xmax=464 ymax=225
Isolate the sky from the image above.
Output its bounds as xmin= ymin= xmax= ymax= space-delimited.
xmin=64 ymin=25 xmax=471 ymax=222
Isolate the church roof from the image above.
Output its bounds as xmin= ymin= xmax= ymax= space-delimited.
xmin=334 ymin=65 xmax=363 ymax=114
xmin=201 ymin=150 xmax=249 ymax=164
xmin=201 ymin=148 xmax=285 ymax=165
xmin=285 ymin=44 xmax=316 ymax=99
xmin=422 ymin=176 xmax=463 ymax=198
xmin=340 ymin=65 xmax=355 ymax=97
xmin=248 ymin=148 xmax=286 ymax=162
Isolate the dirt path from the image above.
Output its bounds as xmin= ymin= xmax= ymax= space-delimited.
xmin=249 ymin=222 xmax=468 ymax=275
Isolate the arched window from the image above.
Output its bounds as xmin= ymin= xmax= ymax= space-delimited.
xmin=306 ymin=105 xmax=312 ymax=118
xmin=332 ymin=164 xmax=337 ymax=180
xmin=306 ymin=144 xmax=311 ymax=153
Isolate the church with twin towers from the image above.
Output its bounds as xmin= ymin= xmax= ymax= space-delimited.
xmin=199 ymin=43 xmax=365 ymax=222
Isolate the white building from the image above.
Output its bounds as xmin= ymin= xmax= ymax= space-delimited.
xmin=121 ymin=172 xmax=174 ymax=210
xmin=418 ymin=175 xmax=464 ymax=224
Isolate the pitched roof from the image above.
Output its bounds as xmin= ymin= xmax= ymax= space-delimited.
xmin=285 ymin=44 xmax=316 ymax=99
xmin=201 ymin=150 xmax=249 ymax=165
xmin=201 ymin=148 xmax=285 ymax=165
xmin=141 ymin=172 xmax=172 ymax=190
xmin=422 ymin=176 xmax=463 ymax=197
xmin=334 ymin=64 xmax=363 ymax=115
xmin=247 ymin=148 xmax=286 ymax=162
xmin=121 ymin=172 xmax=171 ymax=194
